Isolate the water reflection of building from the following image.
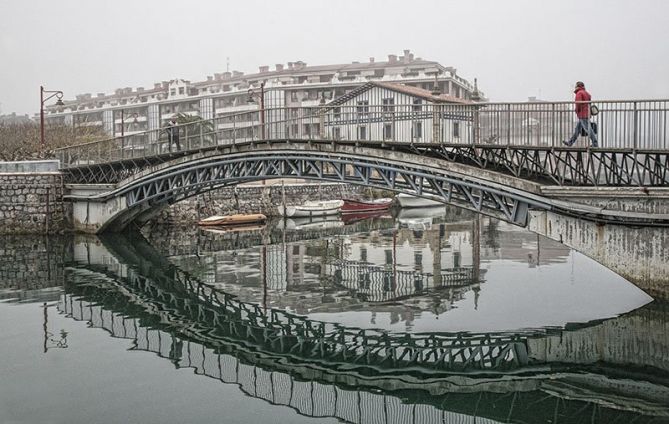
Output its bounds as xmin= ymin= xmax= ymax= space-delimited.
xmin=167 ymin=214 xmax=574 ymax=330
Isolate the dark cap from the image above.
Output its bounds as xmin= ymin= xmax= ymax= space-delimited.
xmin=575 ymin=81 xmax=585 ymax=87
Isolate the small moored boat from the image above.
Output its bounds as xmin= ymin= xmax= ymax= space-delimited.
xmin=198 ymin=213 xmax=267 ymax=226
xmin=277 ymin=200 xmax=344 ymax=218
xmin=341 ymin=198 xmax=393 ymax=214
xmin=396 ymin=193 xmax=443 ymax=208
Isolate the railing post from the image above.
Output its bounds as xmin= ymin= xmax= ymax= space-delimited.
xmin=432 ymin=104 xmax=441 ymax=144
xmin=472 ymin=104 xmax=480 ymax=145
xmin=633 ymin=101 xmax=638 ymax=149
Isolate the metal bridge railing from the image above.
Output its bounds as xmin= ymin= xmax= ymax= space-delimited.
xmin=54 ymin=100 xmax=669 ymax=168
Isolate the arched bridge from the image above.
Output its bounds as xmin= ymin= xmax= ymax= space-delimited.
xmin=56 ymin=101 xmax=669 ymax=232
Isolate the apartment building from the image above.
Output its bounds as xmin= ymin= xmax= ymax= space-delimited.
xmin=44 ymin=50 xmax=482 ymax=140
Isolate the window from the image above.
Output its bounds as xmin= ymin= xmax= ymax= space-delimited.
xmin=412 ymin=99 xmax=423 ymax=112
xmin=358 ymin=125 xmax=367 ymax=140
xmin=332 ymin=107 xmax=341 ymax=119
xmin=170 ymin=89 xmax=176 ymax=96
xmin=383 ymin=123 xmax=394 ymax=140
xmin=178 ymin=87 xmax=185 ymax=95
xmin=412 ymin=121 xmax=422 ymax=140
xmin=332 ymin=127 xmax=341 ymax=140
xmin=290 ymin=92 xmax=298 ymax=102
xmin=357 ymin=100 xmax=369 ymax=116
xmin=382 ymin=97 xmax=395 ymax=112
xmin=453 ymin=122 xmax=460 ymax=138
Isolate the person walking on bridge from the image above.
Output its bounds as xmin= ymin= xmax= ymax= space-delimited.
xmin=166 ymin=117 xmax=181 ymax=152
xmin=563 ymin=81 xmax=598 ymax=147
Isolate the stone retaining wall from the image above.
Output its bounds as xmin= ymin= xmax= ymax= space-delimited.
xmin=0 ymin=236 xmax=71 ymax=300
xmin=0 ymin=171 xmax=68 ymax=234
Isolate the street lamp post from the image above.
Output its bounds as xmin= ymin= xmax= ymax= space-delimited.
xmin=40 ymin=86 xmax=65 ymax=154
xmin=247 ymin=81 xmax=266 ymax=139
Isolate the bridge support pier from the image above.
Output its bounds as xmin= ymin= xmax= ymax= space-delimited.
xmin=528 ymin=210 xmax=669 ymax=299
xmin=68 ymin=184 xmax=127 ymax=233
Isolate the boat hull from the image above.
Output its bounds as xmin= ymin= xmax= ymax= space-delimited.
xmin=198 ymin=213 xmax=267 ymax=226
xmin=278 ymin=200 xmax=344 ymax=217
xmin=396 ymin=193 xmax=443 ymax=208
xmin=341 ymin=198 xmax=393 ymax=214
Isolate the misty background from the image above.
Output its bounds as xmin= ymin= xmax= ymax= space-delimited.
xmin=1 ymin=0 xmax=668 ymax=115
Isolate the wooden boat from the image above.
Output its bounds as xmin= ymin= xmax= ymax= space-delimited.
xmin=198 ymin=213 xmax=267 ymax=226
xmin=396 ymin=193 xmax=443 ymax=208
xmin=277 ymin=200 xmax=344 ymax=218
xmin=341 ymin=198 xmax=393 ymax=214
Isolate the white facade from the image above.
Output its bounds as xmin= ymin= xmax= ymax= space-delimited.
xmin=43 ymin=50 xmax=481 ymax=141
xmin=324 ymin=83 xmax=473 ymax=144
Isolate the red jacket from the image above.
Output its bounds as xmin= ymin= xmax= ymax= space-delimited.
xmin=574 ymin=87 xmax=591 ymax=119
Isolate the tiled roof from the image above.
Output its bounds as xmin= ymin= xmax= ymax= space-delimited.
xmin=328 ymin=81 xmax=471 ymax=106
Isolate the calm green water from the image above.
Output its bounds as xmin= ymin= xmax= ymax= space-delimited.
xmin=1 ymin=211 xmax=668 ymax=424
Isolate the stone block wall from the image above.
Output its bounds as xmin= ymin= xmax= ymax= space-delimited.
xmin=0 ymin=235 xmax=71 ymax=301
xmin=0 ymin=172 xmax=68 ymax=234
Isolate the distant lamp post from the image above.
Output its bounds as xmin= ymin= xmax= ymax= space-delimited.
xmin=247 ymin=81 xmax=266 ymax=139
xmin=40 ymin=86 xmax=65 ymax=153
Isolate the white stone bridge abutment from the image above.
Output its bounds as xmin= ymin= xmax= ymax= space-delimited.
xmin=528 ymin=189 xmax=669 ymax=300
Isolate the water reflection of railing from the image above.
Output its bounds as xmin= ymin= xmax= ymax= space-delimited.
xmin=58 ymin=294 xmax=501 ymax=424
xmin=60 ymin=283 xmax=669 ymax=424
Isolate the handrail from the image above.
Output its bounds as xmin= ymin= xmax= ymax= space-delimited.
xmin=54 ymin=99 xmax=669 ymax=168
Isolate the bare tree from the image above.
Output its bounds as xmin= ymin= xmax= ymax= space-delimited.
xmin=0 ymin=121 xmax=107 ymax=161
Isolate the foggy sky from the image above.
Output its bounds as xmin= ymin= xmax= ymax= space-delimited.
xmin=2 ymin=0 xmax=668 ymax=115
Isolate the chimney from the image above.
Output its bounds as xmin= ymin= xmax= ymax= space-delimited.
xmin=154 ymin=83 xmax=162 ymax=89
xmin=403 ymin=49 xmax=411 ymax=63
xmin=409 ymin=53 xmax=414 ymax=62
xmin=137 ymin=87 xmax=144 ymax=92
xmin=388 ymin=54 xmax=397 ymax=63
xmin=97 ymin=93 xmax=105 ymax=98
xmin=287 ymin=62 xmax=294 ymax=70
xmin=207 ymin=76 xmax=213 ymax=82
xmin=369 ymin=57 xmax=375 ymax=63
xmin=275 ymin=64 xmax=284 ymax=71
xmin=294 ymin=61 xmax=306 ymax=70
xmin=223 ymin=71 xmax=232 ymax=79
xmin=259 ymin=65 xmax=269 ymax=73
xmin=232 ymin=70 xmax=244 ymax=78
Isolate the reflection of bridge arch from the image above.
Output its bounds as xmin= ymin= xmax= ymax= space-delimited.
xmin=62 ymin=255 xmax=669 ymax=423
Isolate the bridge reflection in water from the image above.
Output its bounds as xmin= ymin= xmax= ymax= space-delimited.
xmin=56 ymin=219 xmax=669 ymax=423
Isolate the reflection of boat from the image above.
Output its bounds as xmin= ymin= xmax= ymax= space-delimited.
xmin=201 ymin=223 xmax=266 ymax=234
xmin=341 ymin=210 xmax=392 ymax=224
xmin=396 ymin=193 xmax=442 ymax=208
xmin=276 ymin=216 xmax=344 ymax=231
xmin=396 ymin=206 xmax=447 ymax=220
xmin=277 ymin=200 xmax=344 ymax=218
xmin=198 ymin=213 xmax=267 ymax=226
xmin=341 ymin=198 xmax=393 ymax=214
xmin=398 ymin=217 xmax=433 ymax=231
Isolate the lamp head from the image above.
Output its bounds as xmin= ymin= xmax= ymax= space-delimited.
xmin=55 ymin=92 xmax=64 ymax=106
xmin=247 ymin=89 xmax=256 ymax=104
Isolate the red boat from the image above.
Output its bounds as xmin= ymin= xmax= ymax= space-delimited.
xmin=341 ymin=198 xmax=393 ymax=214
